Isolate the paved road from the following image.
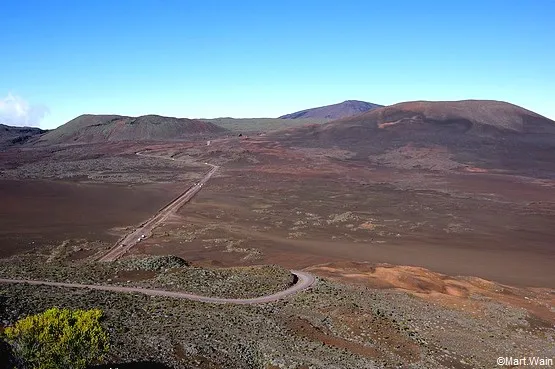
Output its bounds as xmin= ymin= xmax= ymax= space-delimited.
xmin=99 ymin=153 xmax=219 ymax=262
xmin=0 ymin=271 xmax=316 ymax=305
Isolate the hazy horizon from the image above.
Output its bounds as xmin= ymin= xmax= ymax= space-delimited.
xmin=2 ymin=0 xmax=554 ymax=129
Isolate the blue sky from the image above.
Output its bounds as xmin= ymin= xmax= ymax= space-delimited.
xmin=1 ymin=0 xmax=554 ymax=129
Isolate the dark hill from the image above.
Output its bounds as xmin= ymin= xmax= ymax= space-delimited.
xmin=38 ymin=114 xmax=228 ymax=145
xmin=279 ymin=100 xmax=383 ymax=120
xmin=0 ymin=124 xmax=47 ymax=148
xmin=273 ymin=100 xmax=555 ymax=177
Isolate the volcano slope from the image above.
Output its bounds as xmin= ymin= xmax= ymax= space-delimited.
xmin=275 ymin=99 xmax=555 ymax=178
xmin=37 ymin=114 xmax=227 ymax=145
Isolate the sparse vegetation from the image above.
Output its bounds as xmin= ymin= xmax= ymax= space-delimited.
xmin=0 ymin=154 xmax=203 ymax=184
xmin=0 ymin=254 xmax=295 ymax=300
xmin=0 ymin=275 xmax=552 ymax=368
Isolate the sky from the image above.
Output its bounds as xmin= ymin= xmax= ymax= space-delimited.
xmin=1 ymin=0 xmax=554 ymax=129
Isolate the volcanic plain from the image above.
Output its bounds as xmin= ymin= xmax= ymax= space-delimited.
xmin=0 ymin=101 xmax=554 ymax=368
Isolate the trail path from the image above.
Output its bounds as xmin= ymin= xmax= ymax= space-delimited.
xmin=0 ymin=271 xmax=315 ymax=305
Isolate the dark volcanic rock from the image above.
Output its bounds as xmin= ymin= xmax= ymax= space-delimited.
xmin=0 ymin=124 xmax=47 ymax=149
xmin=279 ymin=100 xmax=383 ymax=120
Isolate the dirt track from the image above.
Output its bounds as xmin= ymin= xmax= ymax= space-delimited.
xmin=0 ymin=270 xmax=315 ymax=305
xmin=99 ymin=153 xmax=218 ymax=261
xmin=91 ymin=153 xmax=319 ymax=305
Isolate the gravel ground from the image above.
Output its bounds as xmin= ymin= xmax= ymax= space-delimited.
xmin=0 ymin=263 xmax=553 ymax=368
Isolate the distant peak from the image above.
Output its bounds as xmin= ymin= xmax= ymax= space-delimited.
xmin=279 ymin=100 xmax=383 ymax=120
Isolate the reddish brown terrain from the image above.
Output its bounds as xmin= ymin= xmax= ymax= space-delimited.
xmin=307 ymin=261 xmax=555 ymax=325
xmin=116 ymin=101 xmax=555 ymax=288
xmin=274 ymin=99 xmax=555 ymax=178
xmin=0 ymin=142 xmax=205 ymax=257
xmin=0 ymin=179 xmax=185 ymax=257
xmin=1 ymin=101 xmax=554 ymax=368
xmin=139 ymin=142 xmax=555 ymax=288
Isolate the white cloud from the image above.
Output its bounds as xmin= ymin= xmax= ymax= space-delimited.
xmin=0 ymin=93 xmax=50 ymax=127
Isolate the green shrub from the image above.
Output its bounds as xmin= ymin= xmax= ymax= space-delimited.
xmin=3 ymin=307 xmax=109 ymax=369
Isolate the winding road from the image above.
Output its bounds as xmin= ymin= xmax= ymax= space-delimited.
xmin=2 ymin=152 xmax=317 ymax=304
xmin=0 ymin=271 xmax=315 ymax=305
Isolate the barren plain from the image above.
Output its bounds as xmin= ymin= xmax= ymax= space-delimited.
xmin=1 ymin=102 xmax=554 ymax=368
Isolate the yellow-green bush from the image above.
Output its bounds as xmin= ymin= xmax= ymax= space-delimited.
xmin=3 ymin=307 xmax=109 ymax=369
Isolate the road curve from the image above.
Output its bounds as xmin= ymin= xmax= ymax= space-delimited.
xmin=99 ymin=153 xmax=218 ymax=262
xmin=0 ymin=270 xmax=316 ymax=305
